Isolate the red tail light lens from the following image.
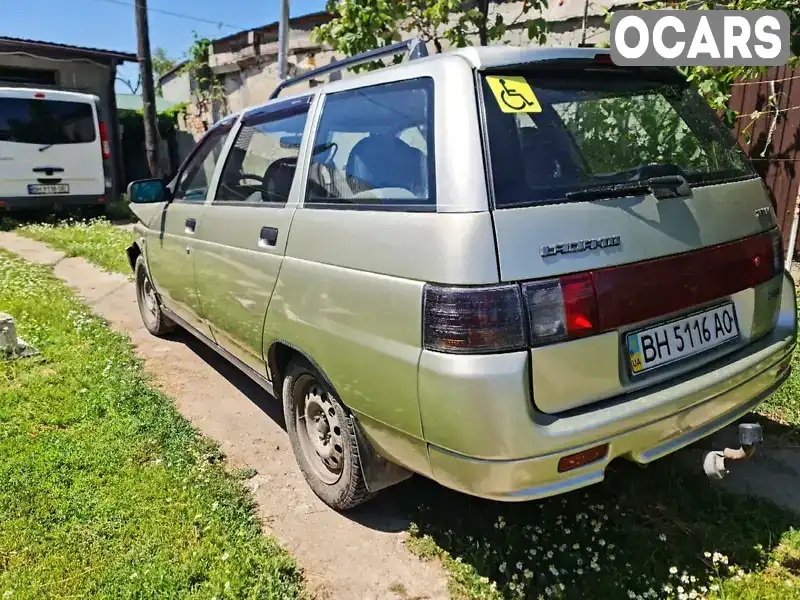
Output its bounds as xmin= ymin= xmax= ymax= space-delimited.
xmin=423 ymin=284 xmax=526 ymax=353
xmin=770 ymin=227 xmax=784 ymax=275
xmin=522 ymin=273 xmax=598 ymax=345
xmin=98 ymin=121 xmax=111 ymax=159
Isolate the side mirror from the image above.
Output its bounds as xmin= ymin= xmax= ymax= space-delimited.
xmin=127 ymin=178 xmax=170 ymax=204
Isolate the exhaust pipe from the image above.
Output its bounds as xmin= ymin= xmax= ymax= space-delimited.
xmin=703 ymin=423 xmax=762 ymax=480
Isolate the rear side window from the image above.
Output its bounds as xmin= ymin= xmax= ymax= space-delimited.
xmin=216 ymin=104 xmax=309 ymax=206
xmin=0 ymin=98 xmax=95 ymax=145
xmin=481 ymin=70 xmax=755 ymax=208
xmin=306 ymin=78 xmax=435 ymax=210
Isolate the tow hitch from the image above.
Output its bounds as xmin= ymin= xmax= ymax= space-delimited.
xmin=703 ymin=423 xmax=763 ymax=480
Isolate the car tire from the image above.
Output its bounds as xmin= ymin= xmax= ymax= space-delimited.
xmin=135 ymin=254 xmax=174 ymax=336
xmin=282 ymin=358 xmax=375 ymax=510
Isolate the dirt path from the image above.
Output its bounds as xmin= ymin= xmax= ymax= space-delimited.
xmin=0 ymin=231 xmax=449 ymax=600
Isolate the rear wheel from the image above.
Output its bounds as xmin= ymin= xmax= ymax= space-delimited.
xmin=135 ymin=254 xmax=174 ymax=336
xmin=282 ymin=358 xmax=374 ymax=510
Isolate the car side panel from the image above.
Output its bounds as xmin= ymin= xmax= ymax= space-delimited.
xmin=194 ymin=204 xmax=294 ymax=376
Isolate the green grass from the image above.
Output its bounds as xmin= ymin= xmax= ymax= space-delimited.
xmin=0 ymin=250 xmax=303 ymax=599
xmin=14 ymin=218 xmax=135 ymax=275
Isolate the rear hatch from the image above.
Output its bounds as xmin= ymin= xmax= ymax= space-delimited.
xmin=480 ymin=60 xmax=783 ymax=413
xmin=0 ymin=90 xmax=105 ymax=199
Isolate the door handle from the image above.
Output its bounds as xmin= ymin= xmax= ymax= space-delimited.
xmin=185 ymin=218 xmax=196 ymax=234
xmin=259 ymin=226 xmax=278 ymax=247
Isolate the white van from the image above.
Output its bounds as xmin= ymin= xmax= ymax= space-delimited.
xmin=0 ymin=88 xmax=110 ymax=214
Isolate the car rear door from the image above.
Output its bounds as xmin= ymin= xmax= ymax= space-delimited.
xmin=0 ymin=90 xmax=104 ymax=200
xmin=478 ymin=62 xmax=783 ymax=413
xmin=145 ymin=123 xmax=233 ymax=336
xmin=193 ymin=96 xmax=313 ymax=377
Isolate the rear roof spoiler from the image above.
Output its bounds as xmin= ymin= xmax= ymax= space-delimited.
xmin=269 ymin=38 xmax=428 ymax=100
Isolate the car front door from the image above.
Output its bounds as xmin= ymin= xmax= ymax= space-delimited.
xmin=193 ymin=96 xmax=313 ymax=376
xmin=146 ymin=123 xmax=232 ymax=336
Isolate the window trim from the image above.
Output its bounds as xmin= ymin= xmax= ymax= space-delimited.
xmin=170 ymin=123 xmax=233 ymax=204
xmin=302 ymin=77 xmax=437 ymax=213
xmin=211 ymin=96 xmax=312 ymax=208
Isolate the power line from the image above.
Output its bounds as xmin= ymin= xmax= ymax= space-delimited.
xmin=87 ymin=0 xmax=247 ymax=31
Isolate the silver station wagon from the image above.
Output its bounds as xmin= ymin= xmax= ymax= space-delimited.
xmin=126 ymin=41 xmax=797 ymax=510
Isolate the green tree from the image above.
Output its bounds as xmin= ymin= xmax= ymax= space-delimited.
xmin=641 ymin=1 xmax=798 ymax=121
xmin=313 ymin=0 xmax=547 ymax=62
xmin=152 ymin=47 xmax=177 ymax=80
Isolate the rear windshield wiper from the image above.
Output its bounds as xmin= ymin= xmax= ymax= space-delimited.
xmin=564 ymin=174 xmax=692 ymax=202
xmin=38 ymin=144 xmax=54 ymax=152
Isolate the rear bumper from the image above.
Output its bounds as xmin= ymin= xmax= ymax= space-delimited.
xmin=420 ymin=272 xmax=797 ymax=501
xmin=0 ymin=194 xmax=105 ymax=211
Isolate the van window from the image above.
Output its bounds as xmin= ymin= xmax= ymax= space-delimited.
xmin=481 ymin=71 xmax=755 ymax=208
xmin=0 ymin=98 xmax=95 ymax=145
xmin=216 ymin=106 xmax=309 ymax=205
xmin=306 ymin=78 xmax=435 ymax=210
xmin=173 ymin=126 xmax=230 ymax=203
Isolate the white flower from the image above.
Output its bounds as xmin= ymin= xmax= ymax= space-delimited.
xmin=659 ymin=534 xmax=667 ymax=542
xmin=577 ymin=568 xmax=584 ymax=575
xmin=524 ymin=569 xmax=533 ymax=579
xmin=784 ymin=580 xmax=793 ymax=587
xmin=704 ymin=551 xmax=712 ymax=558
xmin=599 ymin=539 xmax=606 ymax=547
xmin=709 ymin=584 xmax=719 ymax=591
xmin=628 ymin=591 xmax=636 ymax=599
xmin=564 ymin=528 xmax=571 ymax=534
xmin=499 ymin=562 xmax=507 ymax=573
xmin=680 ymin=574 xmax=690 ymax=584
xmin=479 ymin=577 xmax=489 ymax=584
xmin=670 ymin=566 xmax=678 ymax=575
xmin=573 ymin=543 xmax=580 ymax=550
xmin=549 ymin=564 xmax=559 ymax=577
xmin=546 ymin=550 xmax=554 ymax=559
xmin=221 ymin=552 xmax=229 ymax=561
xmin=516 ymin=561 xmax=523 ymax=570
xmin=559 ymin=583 xmax=565 ymax=591
xmin=224 ymin=582 xmax=230 ymax=590
xmin=677 ymin=586 xmax=684 ymax=594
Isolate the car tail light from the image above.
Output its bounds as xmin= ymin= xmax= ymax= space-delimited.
xmin=770 ymin=227 xmax=784 ymax=275
xmin=33 ymin=92 xmax=45 ymax=99
xmin=423 ymin=284 xmax=526 ymax=353
xmin=521 ymin=273 xmax=598 ymax=345
xmin=98 ymin=121 xmax=111 ymax=159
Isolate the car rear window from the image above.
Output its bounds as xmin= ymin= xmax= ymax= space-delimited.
xmin=481 ymin=70 xmax=755 ymax=208
xmin=0 ymin=98 xmax=96 ymax=145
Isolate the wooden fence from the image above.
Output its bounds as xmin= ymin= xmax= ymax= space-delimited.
xmin=730 ymin=66 xmax=800 ymax=257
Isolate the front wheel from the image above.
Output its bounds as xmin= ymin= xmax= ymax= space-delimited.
xmin=135 ymin=254 xmax=174 ymax=336
xmin=282 ymin=359 xmax=374 ymax=510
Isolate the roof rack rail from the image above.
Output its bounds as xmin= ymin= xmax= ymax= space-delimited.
xmin=269 ymin=38 xmax=428 ymax=99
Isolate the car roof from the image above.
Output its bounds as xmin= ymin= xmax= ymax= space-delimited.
xmin=238 ymin=44 xmax=613 ymax=122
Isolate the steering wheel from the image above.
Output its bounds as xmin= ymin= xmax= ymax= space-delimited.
xmin=238 ymin=173 xmax=265 ymax=185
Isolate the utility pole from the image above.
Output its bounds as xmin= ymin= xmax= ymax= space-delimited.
xmin=278 ymin=0 xmax=290 ymax=80
xmin=135 ymin=0 xmax=161 ymax=178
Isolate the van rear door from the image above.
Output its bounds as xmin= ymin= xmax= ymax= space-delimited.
xmin=0 ymin=90 xmax=104 ymax=200
xmin=479 ymin=61 xmax=782 ymax=413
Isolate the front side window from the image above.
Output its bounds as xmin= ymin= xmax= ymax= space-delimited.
xmin=0 ymin=98 xmax=95 ymax=145
xmin=481 ymin=69 xmax=755 ymax=208
xmin=306 ymin=78 xmax=435 ymax=210
xmin=215 ymin=106 xmax=309 ymax=205
xmin=173 ymin=126 xmax=230 ymax=202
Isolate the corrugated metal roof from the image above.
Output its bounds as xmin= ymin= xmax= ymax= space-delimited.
xmin=0 ymin=36 xmax=137 ymax=62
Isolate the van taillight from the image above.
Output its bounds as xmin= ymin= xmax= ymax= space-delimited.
xmin=423 ymin=285 xmax=526 ymax=353
xmin=770 ymin=228 xmax=784 ymax=275
xmin=522 ymin=273 xmax=598 ymax=345
xmin=422 ymin=231 xmax=780 ymax=354
xmin=99 ymin=121 xmax=111 ymax=159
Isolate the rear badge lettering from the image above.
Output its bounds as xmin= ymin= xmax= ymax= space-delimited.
xmin=540 ymin=236 xmax=621 ymax=257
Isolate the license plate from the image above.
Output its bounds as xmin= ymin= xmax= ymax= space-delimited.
xmin=627 ymin=303 xmax=739 ymax=374
xmin=28 ymin=184 xmax=69 ymax=195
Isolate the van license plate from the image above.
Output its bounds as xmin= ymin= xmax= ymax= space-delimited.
xmin=627 ymin=303 xmax=739 ymax=375
xmin=28 ymin=184 xmax=69 ymax=195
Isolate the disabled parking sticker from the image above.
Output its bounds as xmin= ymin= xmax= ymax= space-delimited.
xmin=485 ymin=76 xmax=542 ymax=113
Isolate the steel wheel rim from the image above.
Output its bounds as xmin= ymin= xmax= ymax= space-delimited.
xmin=294 ymin=375 xmax=344 ymax=485
xmin=138 ymin=270 xmax=158 ymax=323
